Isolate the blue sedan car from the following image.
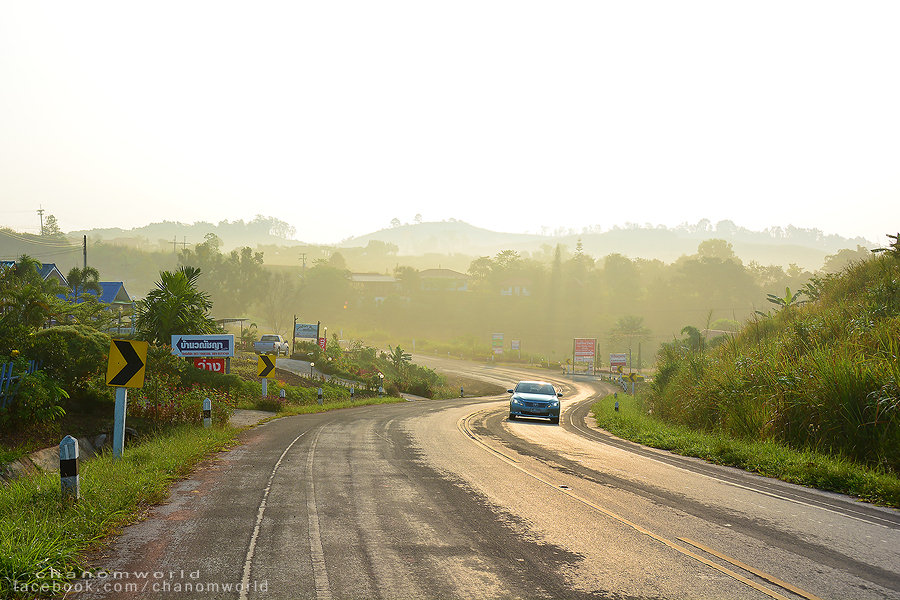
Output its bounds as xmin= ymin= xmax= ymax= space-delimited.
xmin=508 ymin=380 xmax=562 ymax=424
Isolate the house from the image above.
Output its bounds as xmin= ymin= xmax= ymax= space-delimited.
xmin=500 ymin=278 xmax=532 ymax=297
xmin=419 ymin=268 xmax=470 ymax=291
xmin=350 ymin=273 xmax=402 ymax=305
xmin=0 ymin=261 xmax=68 ymax=287
xmin=83 ymin=282 xmax=134 ymax=308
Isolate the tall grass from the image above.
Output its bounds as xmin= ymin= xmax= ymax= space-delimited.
xmin=644 ymin=253 xmax=900 ymax=475
xmin=0 ymin=426 xmax=235 ymax=599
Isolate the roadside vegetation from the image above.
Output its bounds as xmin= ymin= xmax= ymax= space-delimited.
xmin=593 ymin=234 xmax=900 ymax=507
xmin=0 ymin=257 xmax=445 ymax=599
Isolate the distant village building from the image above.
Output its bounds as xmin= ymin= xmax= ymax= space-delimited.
xmin=349 ymin=273 xmax=402 ymax=306
xmin=418 ymin=268 xmax=470 ymax=292
xmin=500 ymin=278 xmax=531 ymax=297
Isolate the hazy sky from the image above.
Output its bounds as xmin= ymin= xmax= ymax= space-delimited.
xmin=1 ymin=2 xmax=897 ymax=246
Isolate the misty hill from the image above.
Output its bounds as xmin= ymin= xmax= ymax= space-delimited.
xmin=66 ymin=215 xmax=299 ymax=253
xmin=341 ymin=219 xmax=874 ymax=271
xmin=12 ymin=216 xmax=876 ymax=274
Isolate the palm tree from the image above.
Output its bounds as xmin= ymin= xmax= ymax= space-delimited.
xmin=133 ymin=267 xmax=218 ymax=345
xmin=0 ymin=255 xmax=65 ymax=330
xmin=66 ymin=266 xmax=102 ymax=301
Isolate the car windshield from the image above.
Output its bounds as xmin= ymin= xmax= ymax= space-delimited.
xmin=517 ymin=383 xmax=555 ymax=395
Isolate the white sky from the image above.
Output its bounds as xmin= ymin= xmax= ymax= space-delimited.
xmin=1 ymin=1 xmax=897 ymax=246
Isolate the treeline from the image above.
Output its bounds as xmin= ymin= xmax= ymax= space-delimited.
xmin=240 ymin=238 xmax=873 ymax=362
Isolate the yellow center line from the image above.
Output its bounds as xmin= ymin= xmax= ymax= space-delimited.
xmin=679 ymin=538 xmax=824 ymax=600
xmin=459 ymin=411 xmax=810 ymax=600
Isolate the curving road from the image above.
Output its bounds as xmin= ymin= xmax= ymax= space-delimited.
xmin=80 ymin=356 xmax=900 ymax=599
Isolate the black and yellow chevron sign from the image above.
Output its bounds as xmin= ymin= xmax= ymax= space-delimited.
xmin=257 ymin=355 xmax=276 ymax=378
xmin=106 ymin=339 xmax=149 ymax=388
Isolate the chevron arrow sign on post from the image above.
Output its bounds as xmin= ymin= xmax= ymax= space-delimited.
xmin=106 ymin=340 xmax=148 ymax=388
xmin=105 ymin=339 xmax=148 ymax=460
xmin=257 ymin=355 xmax=276 ymax=378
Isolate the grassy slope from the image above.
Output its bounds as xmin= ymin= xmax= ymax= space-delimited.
xmin=592 ymin=250 xmax=900 ymax=507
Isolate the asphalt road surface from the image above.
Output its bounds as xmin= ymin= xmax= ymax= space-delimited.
xmin=78 ymin=356 xmax=900 ymax=599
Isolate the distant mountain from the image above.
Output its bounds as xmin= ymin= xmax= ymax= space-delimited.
xmin=54 ymin=217 xmax=876 ymax=272
xmin=340 ymin=220 xmax=874 ymax=270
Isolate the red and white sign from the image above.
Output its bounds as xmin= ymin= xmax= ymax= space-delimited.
xmin=194 ymin=357 xmax=226 ymax=373
xmin=317 ymin=337 xmax=327 ymax=351
xmin=610 ymin=353 xmax=627 ymax=366
xmin=574 ymin=338 xmax=596 ymax=363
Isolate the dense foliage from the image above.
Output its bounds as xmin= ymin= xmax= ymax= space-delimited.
xmin=645 ymin=245 xmax=900 ymax=474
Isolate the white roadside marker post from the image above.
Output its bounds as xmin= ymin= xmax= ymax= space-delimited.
xmin=203 ymin=397 xmax=212 ymax=428
xmin=317 ymin=387 xmax=323 ymax=405
xmin=60 ymin=435 xmax=79 ymax=501
xmin=350 ymin=386 xmax=354 ymax=400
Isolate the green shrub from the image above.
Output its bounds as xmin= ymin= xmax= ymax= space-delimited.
xmin=28 ymin=325 xmax=110 ymax=398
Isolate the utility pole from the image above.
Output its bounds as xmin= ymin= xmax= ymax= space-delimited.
xmin=299 ymin=252 xmax=307 ymax=276
xmin=83 ymin=236 xmax=87 ymax=270
xmin=37 ymin=206 xmax=45 ymax=235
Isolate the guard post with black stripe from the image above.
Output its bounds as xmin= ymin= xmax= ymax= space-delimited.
xmin=203 ymin=397 xmax=212 ymax=428
xmin=60 ymin=435 xmax=79 ymax=501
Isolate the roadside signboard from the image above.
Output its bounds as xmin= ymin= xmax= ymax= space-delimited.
xmin=511 ymin=340 xmax=521 ymax=351
xmin=574 ymin=338 xmax=596 ymax=363
xmin=295 ymin=323 xmax=318 ymax=339
xmin=492 ymin=333 xmax=503 ymax=355
xmin=610 ymin=353 xmax=627 ymax=367
xmin=317 ymin=337 xmax=327 ymax=351
xmin=194 ymin=357 xmax=226 ymax=373
xmin=171 ymin=334 xmax=235 ymax=357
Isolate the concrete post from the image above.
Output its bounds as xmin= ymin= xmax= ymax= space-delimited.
xmin=317 ymin=387 xmax=323 ymax=405
xmin=60 ymin=435 xmax=79 ymax=500
xmin=262 ymin=378 xmax=268 ymax=397
xmin=460 ymin=387 xmax=464 ymax=398
xmin=350 ymin=387 xmax=354 ymax=400
xmin=378 ymin=386 xmax=384 ymax=398
xmin=203 ymin=397 xmax=212 ymax=428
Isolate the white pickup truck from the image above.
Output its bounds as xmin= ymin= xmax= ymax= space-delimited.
xmin=254 ymin=334 xmax=290 ymax=356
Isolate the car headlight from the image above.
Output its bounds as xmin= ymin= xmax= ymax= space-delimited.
xmin=511 ymin=396 xmax=523 ymax=405
xmin=549 ymin=401 xmax=559 ymax=408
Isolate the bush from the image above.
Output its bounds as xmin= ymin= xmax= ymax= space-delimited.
xmin=28 ymin=325 xmax=110 ymax=399
xmin=0 ymin=371 xmax=67 ymax=428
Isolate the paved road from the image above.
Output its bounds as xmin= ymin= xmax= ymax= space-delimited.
xmin=78 ymin=358 xmax=900 ymax=599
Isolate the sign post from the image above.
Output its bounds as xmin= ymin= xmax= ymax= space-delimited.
xmin=258 ymin=354 xmax=276 ymax=397
xmin=106 ymin=339 xmax=148 ymax=459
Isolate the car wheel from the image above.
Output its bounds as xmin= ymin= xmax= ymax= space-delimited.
xmin=509 ymin=413 xmax=516 ymax=420
xmin=551 ymin=417 xmax=560 ymax=425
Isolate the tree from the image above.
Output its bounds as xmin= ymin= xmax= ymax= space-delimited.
xmin=66 ymin=266 xmax=102 ymax=301
xmin=390 ymin=218 xmax=401 ymax=228
xmin=766 ymin=287 xmax=805 ymax=310
xmin=388 ymin=345 xmax=411 ymax=371
xmin=134 ymin=266 xmax=218 ymax=345
xmin=414 ymin=214 xmax=423 ymax=224
xmin=697 ymin=238 xmax=738 ymax=262
xmin=257 ymin=272 xmax=298 ymax=336
xmin=42 ymin=215 xmax=65 ymax=240
xmin=394 ymin=265 xmax=421 ymax=294
xmin=607 ymin=315 xmax=652 ymax=354
xmin=0 ymin=255 xmax=66 ymax=338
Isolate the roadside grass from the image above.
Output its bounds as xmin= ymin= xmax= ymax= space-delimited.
xmin=277 ymin=395 xmax=406 ymax=416
xmin=0 ymin=393 xmax=411 ymax=599
xmin=0 ymin=425 xmax=236 ymax=599
xmin=591 ymin=393 xmax=900 ymax=508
